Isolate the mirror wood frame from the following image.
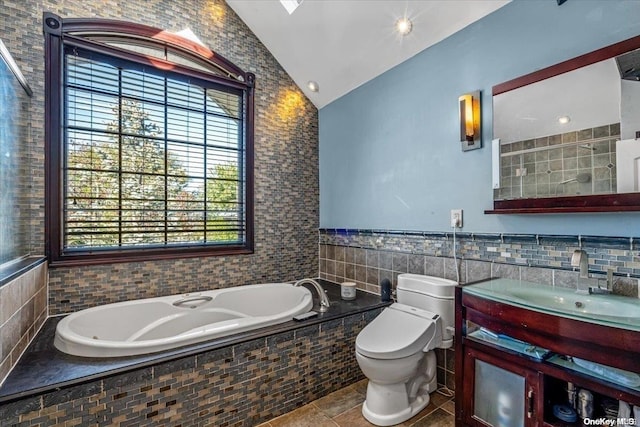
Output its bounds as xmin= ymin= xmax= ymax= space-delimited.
xmin=487 ymin=34 xmax=640 ymax=214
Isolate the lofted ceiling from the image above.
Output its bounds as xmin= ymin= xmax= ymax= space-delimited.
xmin=226 ymin=0 xmax=510 ymax=109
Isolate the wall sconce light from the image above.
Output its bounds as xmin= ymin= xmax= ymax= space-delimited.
xmin=458 ymin=90 xmax=481 ymax=151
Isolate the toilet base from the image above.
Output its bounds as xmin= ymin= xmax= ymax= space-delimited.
xmin=361 ymin=376 xmax=437 ymax=426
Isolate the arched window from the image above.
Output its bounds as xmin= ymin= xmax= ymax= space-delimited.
xmin=43 ymin=13 xmax=254 ymax=266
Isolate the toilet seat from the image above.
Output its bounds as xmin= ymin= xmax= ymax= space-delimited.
xmin=355 ymin=303 xmax=439 ymax=360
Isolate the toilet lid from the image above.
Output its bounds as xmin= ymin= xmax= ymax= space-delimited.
xmin=356 ymin=303 xmax=437 ymax=360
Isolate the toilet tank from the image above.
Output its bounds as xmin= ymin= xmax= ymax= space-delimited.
xmin=396 ymin=274 xmax=457 ymax=348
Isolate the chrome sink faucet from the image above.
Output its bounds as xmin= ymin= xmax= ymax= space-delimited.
xmin=590 ymin=268 xmax=614 ymax=295
xmin=570 ymin=249 xmax=589 ymax=279
xmin=294 ymin=278 xmax=331 ymax=312
xmin=571 ymin=250 xmax=613 ymax=295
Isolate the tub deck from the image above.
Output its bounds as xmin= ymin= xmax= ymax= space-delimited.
xmin=0 ymin=279 xmax=389 ymax=404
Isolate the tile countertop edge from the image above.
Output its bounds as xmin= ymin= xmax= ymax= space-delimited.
xmin=0 ymin=256 xmax=46 ymax=288
xmin=0 ymin=279 xmax=389 ymax=404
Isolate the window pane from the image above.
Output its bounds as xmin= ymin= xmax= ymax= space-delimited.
xmin=207 ymin=88 xmax=240 ymax=119
xmin=120 ymin=99 xmax=164 ymax=138
xmin=67 ymin=130 xmax=119 ymax=172
xmin=122 ymin=68 xmax=165 ymax=102
xmin=121 ymin=137 xmax=166 ymax=175
xmin=121 ymin=232 xmax=165 ymax=246
xmin=167 ymin=50 xmax=221 ymax=76
xmin=67 ymin=55 xmax=119 ymax=95
xmin=67 ymin=88 xmax=119 ymax=132
xmin=66 ymin=233 xmax=119 ymax=249
xmin=167 ymin=197 xmax=204 ymax=212
xmin=121 ymin=208 xmax=165 ymax=225
xmin=167 ymin=143 xmax=204 ymax=177
xmin=121 ymin=173 xmax=166 ymax=201
xmin=165 ymin=175 xmax=195 ymax=198
xmin=167 ymin=79 xmax=205 ymax=110
xmin=66 ymin=170 xmax=119 ymax=200
xmin=61 ymin=46 xmax=248 ymax=253
xmin=206 ymin=211 xmax=242 ymax=243
xmin=207 ymin=115 xmax=240 ymax=149
xmin=206 ymin=175 xmax=239 ymax=211
xmin=167 ymin=106 xmax=205 ymax=143
xmin=167 ymin=231 xmax=204 ymax=243
xmin=167 ymin=213 xmax=204 ymax=233
xmin=206 ymin=147 xmax=240 ymax=172
xmin=65 ymin=169 xmax=120 ymax=249
xmin=121 ymin=208 xmax=165 ymax=246
xmin=91 ymin=38 xmax=167 ymax=64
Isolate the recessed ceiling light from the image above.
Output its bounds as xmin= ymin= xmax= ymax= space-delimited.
xmin=307 ymin=80 xmax=319 ymax=92
xmin=280 ymin=0 xmax=303 ymax=15
xmin=558 ymin=115 xmax=571 ymax=124
xmin=395 ymin=17 xmax=412 ymax=36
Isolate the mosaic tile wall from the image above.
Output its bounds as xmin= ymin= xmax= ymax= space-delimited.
xmin=0 ymin=0 xmax=319 ymax=315
xmin=0 ymin=309 xmax=377 ymax=427
xmin=0 ymin=262 xmax=47 ymax=386
xmin=319 ymin=229 xmax=640 ymax=296
xmin=495 ymin=123 xmax=619 ymax=200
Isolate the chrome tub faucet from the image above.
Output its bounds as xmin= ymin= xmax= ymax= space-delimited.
xmin=294 ymin=278 xmax=331 ymax=312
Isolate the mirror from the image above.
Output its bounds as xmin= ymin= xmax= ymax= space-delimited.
xmin=490 ymin=35 xmax=640 ymax=213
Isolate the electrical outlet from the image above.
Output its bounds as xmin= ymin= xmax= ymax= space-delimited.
xmin=450 ymin=209 xmax=463 ymax=228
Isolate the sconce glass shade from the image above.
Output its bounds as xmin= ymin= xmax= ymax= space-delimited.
xmin=460 ymin=94 xmax=474 ymax=140
xmin=458 ymin=90 xmax=482 ymax=151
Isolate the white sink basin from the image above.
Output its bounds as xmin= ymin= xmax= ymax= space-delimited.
xmin=464 ymin=279 xmax=640 ymax=331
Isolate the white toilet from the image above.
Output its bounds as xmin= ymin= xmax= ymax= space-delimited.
xmin=355 ymin=273 xmax=457 ymax=426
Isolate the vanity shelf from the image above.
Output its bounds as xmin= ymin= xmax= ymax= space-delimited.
xmin=455 ymin=283 xmax=640 ymax=427
xmin=485 ymin=193 xmax=640 ymax=214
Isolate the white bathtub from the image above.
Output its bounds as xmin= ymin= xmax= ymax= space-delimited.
xmin=54 ymin=283 xmax=313 ymax=358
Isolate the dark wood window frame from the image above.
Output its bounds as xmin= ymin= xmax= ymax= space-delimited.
xmin=44 ymin=13 xmax=255 ymax=267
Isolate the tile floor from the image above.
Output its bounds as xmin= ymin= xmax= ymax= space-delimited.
xmin=259 ymin=379 xmax=455 ymax=427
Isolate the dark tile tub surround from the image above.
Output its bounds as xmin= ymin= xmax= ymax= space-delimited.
xmin=0 ymin=281 xmax=388 ymax=426
xmin=0 ymin=260 xmax=47 ymax=387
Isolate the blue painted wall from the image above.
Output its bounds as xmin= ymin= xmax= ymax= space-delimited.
xmin=319 ymin=0 xmax=640 ymax=236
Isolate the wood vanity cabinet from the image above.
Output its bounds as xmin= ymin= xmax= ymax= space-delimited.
xmin=454 ymin=285 xmax=640 ymax=427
